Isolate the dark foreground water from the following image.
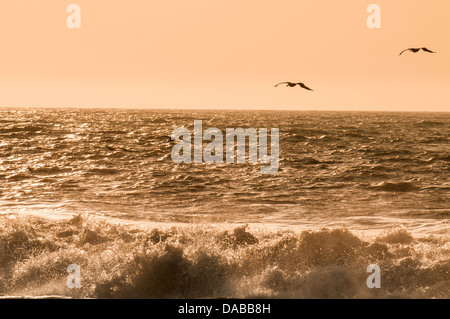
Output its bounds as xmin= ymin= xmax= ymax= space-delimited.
xmin=0 ymin=108 xmax=448 ymax=298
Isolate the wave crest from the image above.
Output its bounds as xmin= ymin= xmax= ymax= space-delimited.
xmin=0 ymin=215 xmax=448 ymax=299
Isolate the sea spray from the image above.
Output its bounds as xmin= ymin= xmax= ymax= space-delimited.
xmin=0 ymin=215 xmax=448 ymax=299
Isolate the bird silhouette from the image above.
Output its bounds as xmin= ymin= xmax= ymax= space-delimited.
xmin=274 ymin=82 xmax=313 ymax=91
xmin=399 ymin=47 xmax=436 ymax=55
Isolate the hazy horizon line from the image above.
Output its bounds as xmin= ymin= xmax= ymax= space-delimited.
xmin=0 ymin=105 xmax=449 ymax=114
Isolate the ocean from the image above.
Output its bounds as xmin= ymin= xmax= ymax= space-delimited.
xmin=0 ymin=107 xmax=449 ymax=298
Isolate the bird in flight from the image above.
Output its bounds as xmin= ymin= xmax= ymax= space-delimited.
xmin=399 ymin=47 xmax=436 ymax=55
xmin=274 ymin=82 xmax=313 ymax=91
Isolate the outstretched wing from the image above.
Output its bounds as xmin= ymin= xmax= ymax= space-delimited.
xmin=421 ymin=47 xmax=436 ymax=53
xmin=399 ymin=48 xmax=410 ymax=56
xmin=274 ymin=82 xmax=290 ymax=87
xmin=298 ymin=83 xmax=313 ymax=91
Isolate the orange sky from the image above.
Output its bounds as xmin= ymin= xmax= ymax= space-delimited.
xmin=0 ymin=1 xmax=449 ymax=111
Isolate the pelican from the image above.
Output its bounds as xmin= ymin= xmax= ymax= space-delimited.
xmin=399 ymin=47 xmax=436 ymax=55
xmin=274 ymin=82 xmax=313 ymax=91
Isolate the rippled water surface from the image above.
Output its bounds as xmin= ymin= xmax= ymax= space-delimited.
xmin=0 ymin=108 xmax=448 ymax=235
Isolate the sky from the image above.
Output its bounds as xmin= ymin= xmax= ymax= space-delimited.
xmin=0 ymin=1 xmax=449 ymax=111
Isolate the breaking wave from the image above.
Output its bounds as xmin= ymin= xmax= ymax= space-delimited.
xmin=0 ymin=215 xmax=448 ymax=299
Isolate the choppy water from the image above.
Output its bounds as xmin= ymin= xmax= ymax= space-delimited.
xmin=0 ymin=107 xmax=449 ymax=299
xmin=0 ymin=108 xmax=448 ymax=234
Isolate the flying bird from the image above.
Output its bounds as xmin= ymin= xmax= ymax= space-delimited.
xmin=274 ymin=82 xmax=313 ymax=91
xmin=399 ymin=47 xmax=436 ymax=55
